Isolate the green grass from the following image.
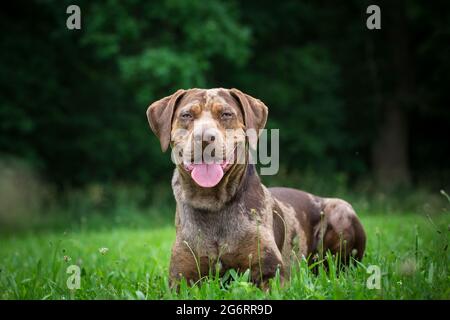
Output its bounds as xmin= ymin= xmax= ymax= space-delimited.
xmin=0 ymin=212 xmax=448 ymax=300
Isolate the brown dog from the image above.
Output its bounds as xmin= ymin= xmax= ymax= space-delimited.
xmin=147 ymin=88 xmax=366 ymax=287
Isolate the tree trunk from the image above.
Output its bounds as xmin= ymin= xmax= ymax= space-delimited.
xmin=372 ymin=104 xmax=410 ymax=187
xmin=372 ymin=0 xmax=412 ymax=188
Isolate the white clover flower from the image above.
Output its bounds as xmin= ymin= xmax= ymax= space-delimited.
xmin=99 ymin=247 xmax=109 ymax=255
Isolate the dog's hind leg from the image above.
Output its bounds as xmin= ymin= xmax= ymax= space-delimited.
xmin=316 ymin=198 xmax=366 ymax=266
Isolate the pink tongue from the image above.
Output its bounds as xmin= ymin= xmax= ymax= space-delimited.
xmin=191 ymin=164 xmax=224 ymax=188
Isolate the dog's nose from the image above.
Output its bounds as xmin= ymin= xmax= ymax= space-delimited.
xmin=203 ymin=129 xmax=216 ymax=143
xmin=194 ymin=127 xmax=217 ymax=144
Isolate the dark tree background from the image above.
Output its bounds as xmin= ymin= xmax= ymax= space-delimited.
xmin=1 ymin=0 xmax=449 ymax=192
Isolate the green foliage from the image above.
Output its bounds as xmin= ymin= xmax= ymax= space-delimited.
xmin=245 ymin=45 xmax=345 ymax=171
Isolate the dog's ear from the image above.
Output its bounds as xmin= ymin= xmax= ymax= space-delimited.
xmin=146 ymin=89 xmax=186 ymax=152
xmin=230 ymin=88 xmax=268 ymax=149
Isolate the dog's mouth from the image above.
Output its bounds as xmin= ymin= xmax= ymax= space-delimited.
xmin=182 ymin=146 xmax=239 ymax=188
xmin=183 ymin=162 xmax=229 ymax=188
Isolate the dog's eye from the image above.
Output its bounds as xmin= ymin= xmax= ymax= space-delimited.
xmin=180 ymin=112 xmax=193 ymax=120
xmin=221 ymin=112 xmax=233 ymax=120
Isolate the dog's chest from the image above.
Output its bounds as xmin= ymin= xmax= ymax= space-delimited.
xmin=179 ymin=204 xmax=256 ymax=258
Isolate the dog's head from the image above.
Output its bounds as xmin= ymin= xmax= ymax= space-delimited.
xmin=147 ymin=88 xmax=268 ymax=188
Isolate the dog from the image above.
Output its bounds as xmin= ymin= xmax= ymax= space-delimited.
xmin=146 ymin=88 xmax=366 ymax=287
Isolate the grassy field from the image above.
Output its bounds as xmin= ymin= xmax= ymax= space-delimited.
xmin=0 ymin=209 xmax=448 ymax=300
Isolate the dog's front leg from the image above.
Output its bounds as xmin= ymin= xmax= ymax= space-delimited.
xmin=168 ymin=239 xmax=208 ymax=288
xmin=247 ymin=232 xmax=285 ymax=289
